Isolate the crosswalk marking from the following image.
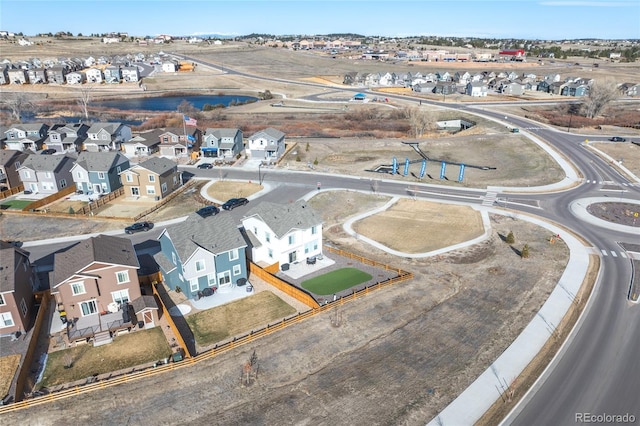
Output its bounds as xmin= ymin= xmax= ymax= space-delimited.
xmin=611 ymin=251 xmax=618 ymax=257
xmin=482 ymin=191 xmax=498 ymax=207
xmin=620 ymin=252 xmax=628 ymax=258
xmin=601 ymin=249 xmax=608 ymax=256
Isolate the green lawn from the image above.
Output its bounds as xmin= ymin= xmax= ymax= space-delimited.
xmin=186 ymin=291 xmax=296 ymax=347
xmin=301 ymin=268 xmax=373 ymax=295
xmin=1 ymin=199 xmax=33 ymax=210
xmin=40 ymin=328 xmax=171 ymax=388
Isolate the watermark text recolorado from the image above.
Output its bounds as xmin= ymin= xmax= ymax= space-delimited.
xmin=576 ymin=413 xmax=636 ymax=423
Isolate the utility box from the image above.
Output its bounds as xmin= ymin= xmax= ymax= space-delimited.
xmin=511 ymin=128 xmax=519 ymax=133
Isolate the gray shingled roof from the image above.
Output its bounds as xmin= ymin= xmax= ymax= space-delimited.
xmin=243 ymin=200 xmax=322 ymax=238
xmin=163 ymin=213 xmax=247 ymax=262
xmin=0 ymin=149 xmax=27 ymax=166
xmin=21 ymin=154 xmax=74 ymax=172
xmin=52 ymin=235 xmax=139 ymax=287
xmin=0 ymin=241 xmax=31 ymax=293
xmin=131 ymin=295 xmax=158 ymax=314
xmin=87 ymin=122 xmax=122 ymax=135
xmin=136 ymin=157 xmax=177 ymax=176
xmin=128 ymin=129 xmax=164 ymax=147
xmin=74 ymin=151 xmax=128 ymax=172
xmin=205 ymin=128 xmax=240 ymax=139
xmin=249 ymin=127 xmax=284 ymax=140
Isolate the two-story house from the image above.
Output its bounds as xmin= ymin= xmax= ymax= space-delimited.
xmin=122 ymin=129 xmax=162 ymax=156
xmin=44 ymin=123 xmax=89 ymax=154
xmin=7 ymin=68 xmax=27 ymax=85
xmin=85 ymin=122 xmax=131 ymax=152
xmin=103 ymin=65 xmax=121 ymax=83
xmin=0 ymin=241 xmax=37 ymax=336
xmin=201 ymin=128 xmax=243 ymax=158
xmin=119 ymin=157 xmax=181 ymax=200
xmin=17 ymin=154 xmax=75 ymax=194
xmin=85 ymin=68 xmax=103 ymax=84
xmin=0 ymin=149 xmax=30 ymax=191
xmin=51 ymin=234 xmax=142 ymax=344
xmin=71 ymin=151 xmax=130 ymax=195
xmin=241 ymin=200 xmax=323 ymax=267
xmin=4 ymin=123 xmax=50 ymax=151
xmin=27 ymin=68 xmax=47 ymax=84
xmin=121 ymin=66 xmax=139 ymax=82
xmin=155 ymin=213 xmax=248 ymax=300
xmin=245 ymin=128 xmax=286 ymax=161
xmin=158 ymin=128 xmax=201 ymax=158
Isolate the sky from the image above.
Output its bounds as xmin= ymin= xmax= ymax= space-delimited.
xmin=1 ymin=0 xmax=639 ymax=40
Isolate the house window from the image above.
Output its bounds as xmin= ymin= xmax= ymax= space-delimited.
xmin=233 ymin=264 xmax=241 ymax=276
xmin=217 ymin=271 xmax=231 ymax=286
xmin=268 ymin=248 xmax=273 ymax=259
xmin=116 ymin=166 xmax=122 ymax=174
xmin=148 ymin=175 xmax=156 ymax=182
xmin=229 ymin=249 xmax=239 ymax=261
xmin=253 ymin=227 xmax=257 ymax=235
xmin=116 ymin=270 xmax=130 ymax=284
xmin=172 ymin=252 xmax=177 ymax=265
xmin=0 ymin=294 xmax=5 ymax=305
xmin=80 ymin=300 xmax=98 ymax=316
xmin=60 ymin=179 xmax=67 ymax=188
xmin=14 ymin=161 xmax=21 ymax=169
xmin=172 ymin=176 xmax=177 ymax=185
xmin=126 ymin=174 xmax=133 ymax=182
xmin=178 ymin=273 xmax=184 ymax=282
xmin=22 ymin=170 xmax=31 ymax=179
xmin=311 ymin=226 xmax=317 ymax=235
xmin=0 ymin=312 xmax=14 ymax=328
xmin=189 ymin=278 xmax=199 ymax=292
xmin=45 ymin=172 xmax=52 ymax=178
xmin=288 ymin=234 xmax=295 ymax=245
xmin=76 ymin=171 xmax=83 ymax=179
xmin=98 ymin=172 xmax=105 ymax=179
xmin=207 ymin=273 xmax=216 ymax=286
xmin=20 ymin=299 xmax=28 ymax=316
xmin=195 ymin=259 xmax=205 ymax=272
xmin=161 ymin=182 xmax=167 ymax=193
xmin=265 ymin=232 xmax=270 ymax=243
xmin=112 ymin=289 xmax=130 ymax=305
xmin=146 ymin=186 xmax=156 ymax=195
xmin=71 ymin=281 xmax=86 ymax=295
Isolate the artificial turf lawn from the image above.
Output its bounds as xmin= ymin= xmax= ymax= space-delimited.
xmin=301 ymin=267 xmax=373 ymax=295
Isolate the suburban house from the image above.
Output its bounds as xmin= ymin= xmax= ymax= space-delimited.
xmin=241 ymin=200 xmax=323 ymax=267
xmin=499 ymin=81 xmax=525 ymax=96
xmin=65 ymin=71 xmax=86 ymax=85
xmin=71 ymin=151 xmax=130 ymax=196
xmin=7 ymin=68 xmax=27 ymax=85
xmin=561 ymin=83 xmax=590 ymax=97
xmin=158 ymin=128 xmax=201 ymax=158
xmin=4 ymin=123 xmax=49 ymax=151
xmin=17 ymin=154 xmax=75 ymax=195
xmin=50 ymin=234 xmax=142 ymax=344
xmin=27 ymin=68 xmax=47 ymax=84
xmin=44 ymin=123 xmax=89 ymax=154
xmin=0 ymin=241 xmax=37 ymax=336
xmin=85 ymin=122 xmax=132 ymax=152
xmin=86 ymin=68 xmax=103 ymax=84
xmin=0 ymin=149 xmax=30 ymax=191
xmin=103 ymin=65 xmax=121 ymax=83
xmin=123 ymin=129 xmax=162 ymax=156
xmin=201 ymin=128 xmax=243 ymax=158
xmin=245 ymin=128 xmax=286 ymax=161
xmin=155 ymin=213 xmax=248 ymax=300
xmin=121 ymin=66 xmax=140 ymax=82
xmin=466 ymin=81 xmax=488 ymax=97
xmin=46 ymin=65 xmax=68 ymax=84
xmin=119 ymin=156 xmax=181 ymax=200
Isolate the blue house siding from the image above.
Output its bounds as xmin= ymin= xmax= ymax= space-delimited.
xmin=157 ymin=232 xmax=185 ymax=292
xmin=214 ymin=247 xmax=248 ymax=286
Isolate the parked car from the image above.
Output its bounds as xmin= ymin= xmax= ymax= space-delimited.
xmin=609 ymin=136 xmax=626 ymax=142
xmin=196 ymin=205 xmax=220 ymax=217
xmin=41 ymin=149 xmax=56 ymax=154
xmin=124 ymin=221 xmax=153 ymax=234
xmin=222 ymin=198 xmax=249 ymax=210
xmin=197 ymin=163 xmax=213 ymax=169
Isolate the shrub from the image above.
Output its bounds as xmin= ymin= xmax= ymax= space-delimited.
xmin=506 ymin=231 xmax=515 ymax=244
xmin=521 ymin=244 xmax=530 ymax=259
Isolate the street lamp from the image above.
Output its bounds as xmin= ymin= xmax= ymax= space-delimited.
xmin=567 ymin=111 xmax=573 ymax=133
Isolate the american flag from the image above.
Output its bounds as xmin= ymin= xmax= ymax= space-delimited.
xmin=183 ymin=115 xmax=197 ymax=126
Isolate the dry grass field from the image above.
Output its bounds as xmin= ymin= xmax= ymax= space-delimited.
xmin=353 ymin=199 xmax=484 ymax=253
xmin=0 ymin=354 xmax=21 ymax=398
xmin=204 ymin=181 xmax=263 ymax=202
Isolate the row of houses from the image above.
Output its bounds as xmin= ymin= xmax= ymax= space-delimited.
xmin=344 ymin=70 xmax=640 ymax=97
xmin=1 ymin=199 xmax=324 ymax=345
xmin=1 ymin=122 xmax=286 ymax=161
xmin=0 ymin=63 xmax=140 ymax=85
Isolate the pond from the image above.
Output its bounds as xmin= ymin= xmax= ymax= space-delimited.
xmin=95 ymin=94 xmax=258 ymax=111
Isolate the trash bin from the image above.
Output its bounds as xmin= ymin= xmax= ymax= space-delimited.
xmin=237 ymin=278 xmax=247 ymax=287
xmin=281 ymin=263 xmax=290 ymax=271
xmin=172 ymin=351 xmax=183 ymax=363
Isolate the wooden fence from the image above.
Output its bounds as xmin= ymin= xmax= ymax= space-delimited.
xmin=76 ymin=187 xmax=124 ymax=215
xmin=0 ymin=184 xmax=24 ymax=200
xmin=248 ymin=261 xmax=320 ymax=309
xmin=13 ymin=291 xmax=50 ymax=402
xmin=133 ymin=180 xmax=195 ymax=221
xmin=151 ymin=281 xmax=192 ymax=358
xmin=21 ymin=186 xmax=76 ymax=211
xmin=0 ymin=249 xmax=414 ymax=414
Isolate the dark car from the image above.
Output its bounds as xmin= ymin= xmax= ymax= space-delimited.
xmin=609 ymin=137 xmax=626 ymax=142
xmin=196 ymin=205 xmax=220 ymax=217
xmin=41 ymin=149 xmax=57 ymax=155
xmin=124 ymin=221 xmax=153 ymax=234
xmin=197 ymin=163 xmax=213 ymax=169
xmin=222 ymin=197 xmax=249 ymax=210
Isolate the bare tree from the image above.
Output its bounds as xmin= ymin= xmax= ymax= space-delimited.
xmin=583 ymin=78 xmax=619 ymax=119
xmin=0 ymin=93 xmax=34 ymax=121
xmin=76 ymin=84 xmax=95 ymax=120
xmin=406 ymin=107 xmax=433 ymax=138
